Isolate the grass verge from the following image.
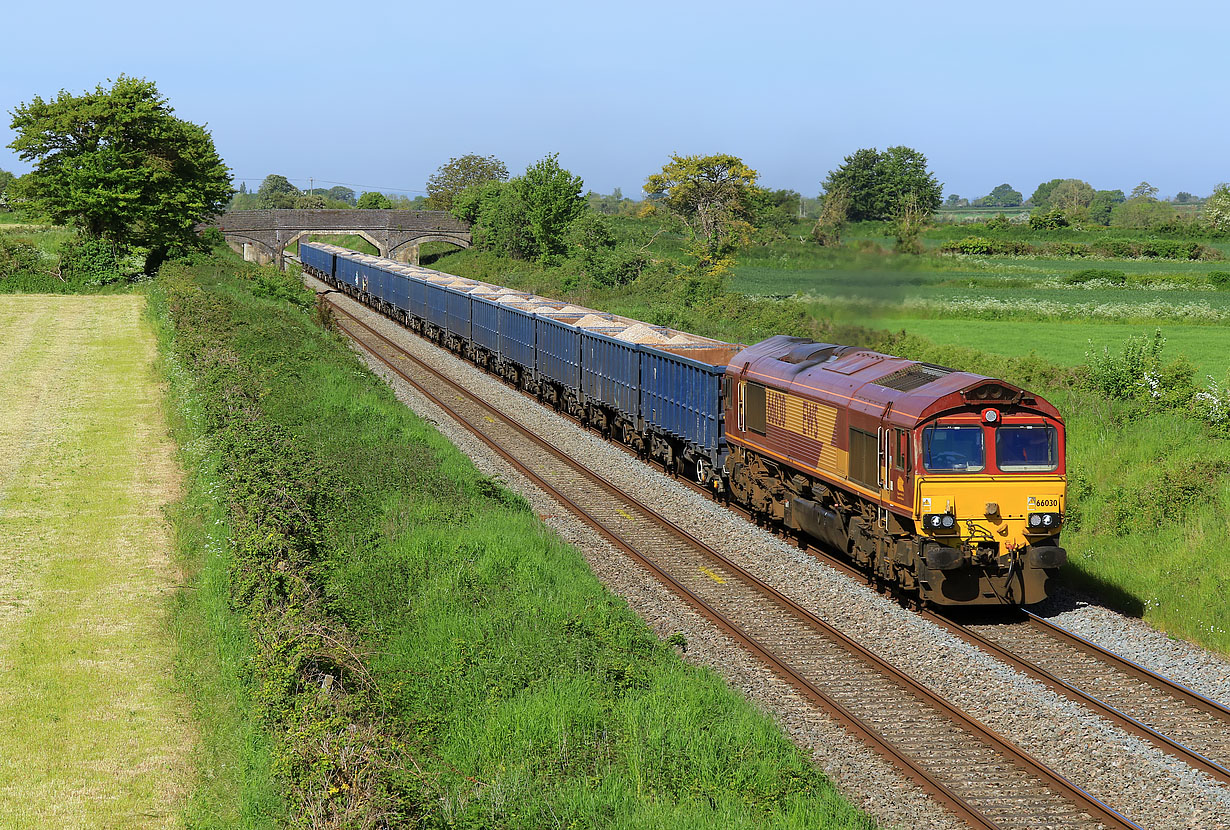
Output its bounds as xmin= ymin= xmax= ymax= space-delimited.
xmin=151 ymin=253 xmax=874 ymax=828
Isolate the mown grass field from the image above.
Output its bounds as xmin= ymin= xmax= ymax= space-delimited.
xmin=0 ymin=295 xmax=192 ymax=827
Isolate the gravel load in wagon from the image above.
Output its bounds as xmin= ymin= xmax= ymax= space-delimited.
xmin=614 ymin=323 xmax=671 ymax=345
xmin=575 ymin=313 xmax=620 ymax=329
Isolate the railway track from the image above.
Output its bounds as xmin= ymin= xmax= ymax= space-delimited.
xmin=766 ymin=533 xmax=1230 ymax=789
xmin=320 ymin=289 xmax=1143 ymax=830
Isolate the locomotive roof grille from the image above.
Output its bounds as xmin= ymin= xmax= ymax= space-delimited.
xmin=872 ymin=363 xmax=955 ymax=392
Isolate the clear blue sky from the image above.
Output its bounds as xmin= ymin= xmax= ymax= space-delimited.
xmin=2 ymin=0 xmax=1225 ymax=201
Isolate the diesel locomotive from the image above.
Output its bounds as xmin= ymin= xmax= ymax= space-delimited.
xmin=300 ymin=242 xmax=1067 ymax=607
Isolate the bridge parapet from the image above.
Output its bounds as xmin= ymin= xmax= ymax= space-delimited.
xmin=205 ymin=209 xmax=472 ymax=268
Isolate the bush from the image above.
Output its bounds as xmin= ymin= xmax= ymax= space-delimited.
xmin=1029 ymin=208 xmax=1069 ymax=230
xmin=0 ymin=235 xmax=46 ymax=280
xmin=1208 ymin=271 xmax=1230 ymax=288
xmin=59 ymin=236 xmax=120 ymax=285
xmin=1066 ymin=268 xmax=1126 ymax=285
xmin=1084 ymin=328 xmax=1194 ymax=409
xmin=985 ymin=212 xmax=1012 ymax=230
xmin=938 ymin=236 xmax=1030 ymax=256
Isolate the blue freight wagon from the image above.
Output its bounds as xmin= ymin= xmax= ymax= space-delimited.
xmin=358 ymin=258 xmax=386 ymax=304
xmin=407 ymin=272 xmax=429 ymax=322
xmin=581 ymin=330 xmax=641 ymax=423
xmin=335 ymin=250 xmax=362 ymax=291
xmin=536 ymin=314 xmax=582 ymax=392
xmin=471 ymin=293 xmax=502 ymax=355
xmin=425 ymin=280 xmax=451 ymax=330
xmin=300 ymin=242 xmax=334 ymax=278
xmin=445 ymin=285 xmax=473 ymax=343
xmin=384 ymin=265 xmax=411 ymax=315
xmin=498 ymin=303 xmax=536 ymax=373
xmin=641 ymin=342 xmax=740 ymax=469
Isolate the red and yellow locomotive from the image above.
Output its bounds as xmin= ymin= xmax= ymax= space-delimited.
xmin=723 ymin=336 xmax=1066 ymax=606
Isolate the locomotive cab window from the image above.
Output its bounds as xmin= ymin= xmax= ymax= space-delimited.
xmin=922 ymin=425 xmax=985 ymax=472
xmin=995 ymin=425 xmax=1058 ymax=472
xmin=744 ymin=381 xmax=767 ymax=435
xmin=894 ymin=428 xmax=911 ymax=472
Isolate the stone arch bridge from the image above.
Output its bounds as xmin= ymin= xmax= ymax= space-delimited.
xmin=205 ymin=209 xmax=472 ymax=270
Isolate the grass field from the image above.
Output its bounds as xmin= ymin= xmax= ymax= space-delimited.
xmin=0 ymin=295 xmax=192 ymax=827
xmin=730 ymin=231 xmax=1230 ymax=378
xmin=868 ymin=318 xmax=1230 ymax=380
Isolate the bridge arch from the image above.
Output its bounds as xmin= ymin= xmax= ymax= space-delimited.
xmin=283 ymin=229 xmax=383 ymax=257
xmin=388 ymin=233 xmax=473 ymax=265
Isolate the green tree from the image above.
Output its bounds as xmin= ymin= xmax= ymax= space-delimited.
xmin=356 ymin=191 xmax=393 ymax=209
xmin=1130 ymin=181 xmax=1160 ymax=200
xmin=979 ymin=183 xmax=1023 ymax=207
xmin=294 ymin=193 xmax=327 ymax=209
xmin=944 ymin=193 xmax=961 ymax=207
xmin=821 ymin=146 xmax=941 ymax=221
xmin=453 ymin=154 xmax=585 ymax=262
xmin=1028 ymin=178 xmax=1066 ymax=208
xmin=386 ymin=194 xmax=429 ymax=210
xmin=323 ymin=185 xmax=355 ymax=205
xmin=1174 ymin=191 xmax=1195 ymax=204
xmin=257 ymin=174 xmax=299 ymax=209
xmin=0 ymin=168 xmax=15 ymax=209
xmin=891 ymin=191 xmax=930 ymax=254
xmin=1111 ymin=196 xmax=1176 ymax=229
xmin=644 ymin=153 xmax=759 ymax=252
xmin=1202 ymin=184 xmax=1230 ymax=232
xmin=426 ymin=154 xmax=508 ymax=211
xmin=1048 ymin=179 xmax=1095 ymax=211
xmin=1088 ymin=189 xmax=1125 ymax=225
xmin=7 ymin=76 xmax=231 ymax=267
xmin=812 ymin=185 xmax=851 ymax=247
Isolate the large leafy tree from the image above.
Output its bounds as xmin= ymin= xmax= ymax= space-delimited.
xmin=8 ymin=76 xmax=232 ymax=265
xmin=978 ymin=183 xmax=1023 ymax=208
xmin=453 ymin=153 xmax=584 ymax=261
xmin=356 ymin=191 xmax=393 ymax=209
xmin=644 ymin=153 xmax=759 ymax=252
xmin=426 ymin=153 xmax=509 ymax=211
xmin=1048 ymin=179 xmax=1095 ymax=211
xmin=256 ymin=174 xmax=299 ymax=208
xmin=821 ymin=146 xmax=942 ymax=221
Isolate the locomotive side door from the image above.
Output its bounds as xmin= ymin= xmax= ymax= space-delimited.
xmin=876 ymin=403 xmax=895 ymax=529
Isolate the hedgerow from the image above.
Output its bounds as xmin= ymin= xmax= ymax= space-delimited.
xmin=938 ymin=235 xmax=1221 ymax=261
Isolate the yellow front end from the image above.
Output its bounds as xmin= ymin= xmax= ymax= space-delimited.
xmin=913 ymin=474 xmax=1067 ymax=605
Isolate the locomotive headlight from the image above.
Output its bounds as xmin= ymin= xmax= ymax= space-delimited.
xmin=923 ymin=513 xmax=957 ymax=533
xmin=1027 ymin=512 xmax=1062 ymax=532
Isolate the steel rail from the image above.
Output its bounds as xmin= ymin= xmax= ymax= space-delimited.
xmin=1022 ymin=609 xmax=1230 ymax=724
xmin=320 ymin=289 xmax=1142 ymax=830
